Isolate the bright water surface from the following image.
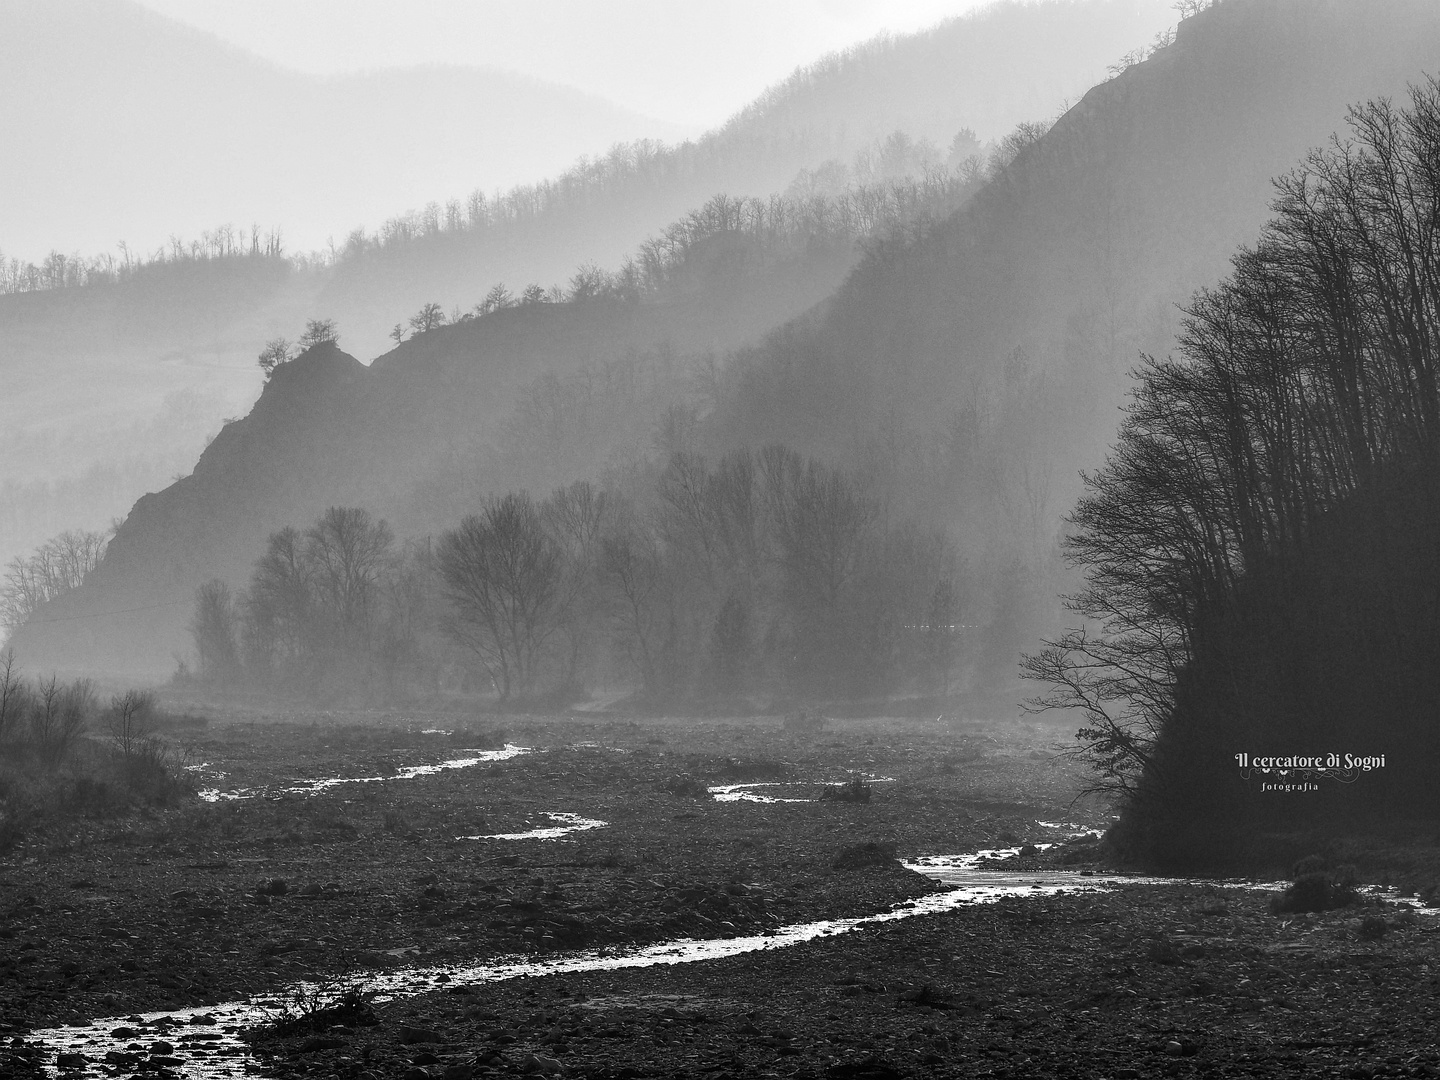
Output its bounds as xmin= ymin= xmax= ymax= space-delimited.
xmin=30 ymin=838 xmax=1163 ymax=1078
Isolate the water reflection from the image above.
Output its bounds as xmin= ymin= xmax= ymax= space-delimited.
xmin=195 ymin=746 xmax=530 ymax=802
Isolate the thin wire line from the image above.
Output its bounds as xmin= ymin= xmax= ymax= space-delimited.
xmin=22 ymin=599 xmax=190 ymax=624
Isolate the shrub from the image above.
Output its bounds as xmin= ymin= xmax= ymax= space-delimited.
xmin=820 ymin=776 xmax=873 ymax=803
xmin=255 ymin=978 xmax=378 ymax=1036
xmin=660 ymin=775 xmax=711 ymax=798
xmin=833 ymin=841 xmax=897 ymax=870
xmin=1269 ymin=869 xmax=1360 ymax=914
xmin=28 ymin=675 xmax=94 ymax=764
xmin=0 ymin=667 xmax=195 ymax=850
xmin=105 ymin=689 xmax=157 ymax=759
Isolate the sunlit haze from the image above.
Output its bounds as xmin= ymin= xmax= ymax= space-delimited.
xmin=135 ymin=0 xmax=997 ymax=130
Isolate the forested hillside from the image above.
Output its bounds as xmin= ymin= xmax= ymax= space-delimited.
xmin=1031 ymin=79 xmax=1440 ymax=869
xmin=19 ymin=0 xmax=1440 ymax=707
xmin=10 ymin=172 xmax=977 ymax=676
xmin=698 ymin=0 xmax=1440 ymax=656
xmin=0 ymin=0 xmax=1173 ymax=585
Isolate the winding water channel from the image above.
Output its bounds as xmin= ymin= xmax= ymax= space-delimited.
xmin=28 ymin=751 xmax=1189 ymax=1076
xmin=30 ymin=838 xmax=1168 ymax=1078
xmin=706 ymin=777 xmax=896 ymax=803
xmin=195 ymin=746 xmax=531 ymax=802
xmin=459 ymin=813 xmax=609 ymax=841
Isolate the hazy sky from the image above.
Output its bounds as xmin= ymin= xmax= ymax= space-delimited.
xmin=134 ymin=0 xmax=999 ymax=131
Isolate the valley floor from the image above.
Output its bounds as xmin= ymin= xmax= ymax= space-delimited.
xmin=2 ymin=706 xmax=1437 ymax=1078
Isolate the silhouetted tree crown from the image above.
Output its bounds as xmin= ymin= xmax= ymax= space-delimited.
xmin=1027 ymin=77 xmax=1440 ymax=817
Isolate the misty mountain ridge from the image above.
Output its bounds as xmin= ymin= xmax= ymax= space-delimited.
xmin=0 ymin=0 xmax=684 ymax=262
xmin=0 ymin=0 xmax=1174 ymax=586
xmin=15 ymin=0 xmax=1440 ymax=687
xmin=5 ymin=163 xmax=984 ymax=671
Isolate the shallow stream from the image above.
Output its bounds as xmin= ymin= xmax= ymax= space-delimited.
xmin=29 ymin=838 xmax=1165 ymax=1078
xmin=707 ymin=777 xmax=896 ymax=803
xmin=195 ymin=746 xmax=531 ymax=802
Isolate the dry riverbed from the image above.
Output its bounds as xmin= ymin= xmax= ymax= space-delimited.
xmin=3 ymin=705 xmax=1437 ymax=1078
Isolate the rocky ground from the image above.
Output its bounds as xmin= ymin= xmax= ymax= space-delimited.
xmin=3 ymin=703 xmax=1438 ymax=1079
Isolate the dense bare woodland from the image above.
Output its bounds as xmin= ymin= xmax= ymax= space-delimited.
xmin=5 ymin=2 xmax=1440 ymax=1078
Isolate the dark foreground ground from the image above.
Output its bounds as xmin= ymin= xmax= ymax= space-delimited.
xmin=3 ymin=703 xmax=1438 ymax=1079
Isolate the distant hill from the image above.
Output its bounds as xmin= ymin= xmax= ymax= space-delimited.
xmin=703 ymin=0 xmax=1440 ymax=599
xmin=0 ymin=0 xmax=1176 ymax=584
xmin=0 ymin=0 xmax=678 ymax=261
xmin=11 ymin=174 xmax=973 ymax=674
xmin=25 ymin=1 xmax=1440 ymax=684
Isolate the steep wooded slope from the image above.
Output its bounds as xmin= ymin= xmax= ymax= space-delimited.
xmin=11 ymin=227 xmax=874 ymax=674
xmin=0 ymin=0 xmax=1172 ymax=581
xmin=25 ymin=0 xmax=1440 ymax=683
xmin=705 ymin=0 xmax=1440 ymax=567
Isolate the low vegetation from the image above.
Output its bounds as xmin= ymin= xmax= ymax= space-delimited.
xmin=0 ymin=653 xmax=195 ymax=851
xmin=186 ymin=444 xmax=973 ymax=708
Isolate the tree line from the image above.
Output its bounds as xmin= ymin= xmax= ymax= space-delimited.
xmin=0 ymin=224 xmax=289 ymax=295
xmin=6 ymin=124 xmax=977 ymax=307
xmin=0 ymin=529 xmax=108 ymax=633
xmin=189 ymin=445 xmax=970 ymax=706
xmin=1025 ymin=79 xmax=1440 ymax=824
xmin=375 ymin=170 xmax=981 ymax=348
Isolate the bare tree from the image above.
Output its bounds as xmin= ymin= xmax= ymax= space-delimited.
xmin=1 ymin=529 xmax=108 ymax=631
xmin=0 ymin=649 xmax=28 ymax=743
xmin=298 ymin=318 xmax=340 ymax=349
xmin=601 ymin=518 xmax=671 ymax=698
xmin=244 ymin=525 xmax=311 ymax=678
xmin=190 ymin=579 xmax=242 ymax=684
xmin=408 ymin=302 xmax=447 ymax=335
xmin=29 ymin=675 xmax=93 ymax=764
xmin=541 ymin=481 xmax=609 ymax=687
xmin=760 ymin=444 xmax=877 ymax=611
xmin=438 ymin=492 xmax=564 ymax=699
xmin=258 ymin=336 xmax=292 ymax=378
xmin=567 ymin=263 xmax=611 ymax=302
xmin=304 ymin=507 xmax=395 ymax=642
xmin=480 ymin=283 xmax=513 ymax=314
xmin=105 ymin=689 xmax=157 ymax=761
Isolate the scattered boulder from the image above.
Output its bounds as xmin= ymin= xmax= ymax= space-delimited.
xmin=832 ymin=842 xmax=897 ymax=870
xmin=820 ymin=777 xmax=872 ymax=803
xmin=1146 ymin=939 xmax=1181 ymax=965
xmin=299 ymin=1035 xmax=347 ymax=1052
xmin=897 ymin=984 xmax=954 ymax=1009
xmin=1357 ymin=914 xmax=1388 ymax=941
xmin=257 ymin=878 xmax=290 ymax=897
xmin=1270 ymin=871 xmax=1359 ymax=914
xmin=399 ymin=1026 xmax=444 ymax=1045
xmin=659 ymin=776 xmax=710 ymax=798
